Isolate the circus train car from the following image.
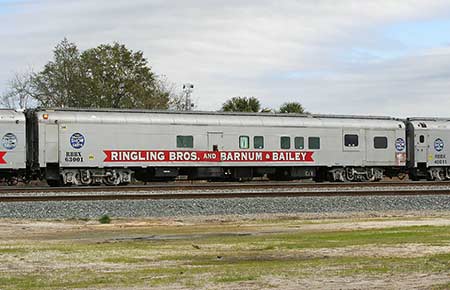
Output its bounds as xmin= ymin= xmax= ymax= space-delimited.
xmin=25 ymin=108 xmax=407 ymax=186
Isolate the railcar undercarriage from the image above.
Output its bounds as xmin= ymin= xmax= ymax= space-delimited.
xmin=427 ymin=167 xmax=450 ymax=181
xmin=47 ymin=168 xmax=133 ymax=186
xmin=44 ymin=165 xmax=406 ymax=186
xmin=0 ymin=170 xmax=27 ymax=185
xmin=328 ymin=167 xmax=385 ymax=182
xmin=408 ymin=165 xmax=450 ymax=181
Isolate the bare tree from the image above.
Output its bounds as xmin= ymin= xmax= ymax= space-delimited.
xmin=157 ymin=75 xmax=191 ymax=111
xmin=1 ymin=72 xmax=38 ymax=109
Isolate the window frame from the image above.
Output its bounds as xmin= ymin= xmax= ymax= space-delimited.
xmin=294 ymin=136 xmax=304 ymax=149
xmin=239 ymin=135 xmax=250 ymax=149
xmin=373 ymin=136 xmax=388 ymax=149
xmin=308 ymin=137 xmax=320 ymax=150
xmin=344 ymin=134 xmax=359 ymax=147
xmin=280 ymin=136 xmax=291 ymax=149
xmin=176 ymin=135 xmax=194 ymax=148
xmin=253 ymin=136 xmax=264 ymax=149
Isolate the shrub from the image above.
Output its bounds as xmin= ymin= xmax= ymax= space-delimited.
xmin=99 ymin=214 xmax=111 ymax=224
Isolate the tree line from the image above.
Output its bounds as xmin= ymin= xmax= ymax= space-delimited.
xmin=1 ymin=39 xmax=307 ymax=114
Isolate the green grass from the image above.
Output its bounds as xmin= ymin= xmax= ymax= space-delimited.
xmin=3 ymin=253 xmax=448 ymax=289
xmin=215 ymin=274 xmax=258 ymax=283
xmin=102 ymin=256 xmax=152 ymax=264
xmin=1 ymin=220 xmax=450 ymax=289
xmin=195 ymin=225 xmax=450 ymax=249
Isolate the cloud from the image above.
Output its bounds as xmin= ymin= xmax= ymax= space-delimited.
xmin=1 ymin=0 xmax=450 ymax=116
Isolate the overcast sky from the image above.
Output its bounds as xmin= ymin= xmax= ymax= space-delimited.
xmin=2 ymin=0 xmax=450 ymax=116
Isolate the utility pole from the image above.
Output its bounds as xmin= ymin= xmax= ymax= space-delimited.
xmin=182 ymin=83 xmax=194 ymax=111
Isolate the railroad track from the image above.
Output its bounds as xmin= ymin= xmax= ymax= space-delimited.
xmin=1 ymin=180 xmax=450 ymax=194
xmin=1 ymin=182 xmax=450 ymax=202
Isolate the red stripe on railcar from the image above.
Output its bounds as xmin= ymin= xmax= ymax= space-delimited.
xmin=0 ymin=152 xmax=6 ymax=164
xmin=103 ymin=150 xmax=314 ymax=163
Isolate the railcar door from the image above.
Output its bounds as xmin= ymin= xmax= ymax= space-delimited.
xmin=415 ymin=131 xmax=429 ymax=165
xmin=207 ymin=132 xmax=223 ymax=151
xmin=341 ymin=129 xmax=365 ymax=166
xmin=45 ymin=124 xmax=59 ymax=163
xmin=365 ymin=130 xmax=395 ymax=163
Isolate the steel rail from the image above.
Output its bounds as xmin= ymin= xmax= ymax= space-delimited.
xmin=1 ymin=180 xmax=450 ymax=194
xmin=1 ymin=188 xmax=450 ymax=203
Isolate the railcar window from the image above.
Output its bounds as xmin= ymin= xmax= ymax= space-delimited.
xmin=294 ymin=137 xmax=304 ymax=149
xmin=254 ymin=136 xmax=264 ymax=149
xmin=239 ymin=136 xmax=250 ymax=149
xmin=309 ymin=137 xmax=320 ymax=149
xmin=420 ymin=135 xmax=425 ymax=143
xmin=374 ymin=136 xmax=388 ymax=149
xmin=280 ymin=136 xmax=291 ymax=149
xmin=176 ymin=136 xmax=194 ymax=148
xmin=344 ymin=134 xmax=359 ymax=147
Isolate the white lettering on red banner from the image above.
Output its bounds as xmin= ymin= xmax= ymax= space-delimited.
xmin=103 ymin=150 xmax=314 ymax=163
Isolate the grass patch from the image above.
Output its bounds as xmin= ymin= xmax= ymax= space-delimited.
xmin=215 ymin=274 xmax=258 ymax=283
xmin=0 ymin=247 xmax=28 ymax=254
xmin=103 ymin=256 xmax=152 ymax=264
xmin=194 ymin=225 xmax=450 ymax=250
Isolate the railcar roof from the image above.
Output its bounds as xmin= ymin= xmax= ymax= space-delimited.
xmin=0 ymin=109 xmax=25 ymax=123
xmin=36 ymin=107 xmax=402 ymax=120
xmin=36 ymin=108 xmax=405 ymax=129
xmin=407 ymin=118 xmax=450 ymax=130
xmin=408 ymin=117 xmax=450 ymax=122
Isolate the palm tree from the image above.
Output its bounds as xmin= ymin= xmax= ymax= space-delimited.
xmin=221 ymin=97 xmax=261 ymax=112
xmin=279 ymin=102 xmax=307 ymax=114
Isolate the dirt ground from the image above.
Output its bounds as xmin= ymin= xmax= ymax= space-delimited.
xmin=0 ymin=211 xmax=450 ymax=289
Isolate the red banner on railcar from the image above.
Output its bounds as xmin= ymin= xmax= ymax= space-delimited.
xmin=0 ymin=152 xmax=6 ymax=164
xmin=103 ymin=150 xmax=314 ymax=163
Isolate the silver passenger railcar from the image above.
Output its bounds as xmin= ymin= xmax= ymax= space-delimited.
xmin=0 ymin=109 xmax=26 ymax=184
xmin=406 ymin=118 xmax=450 ymax=180
xmin=28 ymin=108 xmax=406 ymax=186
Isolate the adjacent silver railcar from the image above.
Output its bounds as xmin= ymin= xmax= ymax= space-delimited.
xmin=0 ymin=109 xmax=26 ymax=184
xmin=30 ymin=108 xmax=406 ymax=186
xmin=406 ymin=118 xmax=450 ymax=180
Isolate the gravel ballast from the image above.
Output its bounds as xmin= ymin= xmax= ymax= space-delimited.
xmin=1 ymin=194 xmax=450 ymax=219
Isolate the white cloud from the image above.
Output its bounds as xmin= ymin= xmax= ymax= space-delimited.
xmin=1 ymin=0 xmax=450 ymax=115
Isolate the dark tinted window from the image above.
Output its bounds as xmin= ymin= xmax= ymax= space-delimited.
xmin=419 ymin=135 xmax=425 ymax=143
xmin=254 ymin=136 xmax=264 ymax=149
xmin=374 ymin=136 xmax=388 ymax=149
xmin=176 ymin=136 xmax=193 ymax=148
xmin=344 ymin=134 xmax=359 ymax=147
xmin=294 ymin=137 xmax=304 ymax=149
xmin=309 ymin=137 xmax=320 ymax=149
xmin=280 ymin=137 xmax=291 ymax=149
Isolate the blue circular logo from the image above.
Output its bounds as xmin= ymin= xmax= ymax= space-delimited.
xmin=395 ymin=138 xmax=405 ymax=151
xmin=434 ymin=138 xmax=444 ymax=152
xmin=70 ymin=133 xmax=85 ymax=149
xmin=2 ymin=133 xmax=17 ymax=150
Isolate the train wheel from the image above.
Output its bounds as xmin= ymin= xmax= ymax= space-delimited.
xmin=103 ymin=171 xmax=119 ymax=186
xmin=80 ymin=170 xmax=92 ymax=186
xmin=428 ymin=167 xmax=445 ymax=181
